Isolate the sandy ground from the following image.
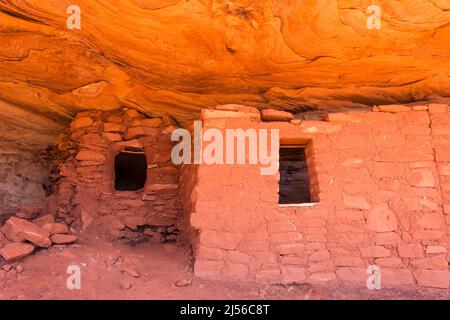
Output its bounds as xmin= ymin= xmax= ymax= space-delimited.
xmin=0 ymin=236 xmax=449 ymax=300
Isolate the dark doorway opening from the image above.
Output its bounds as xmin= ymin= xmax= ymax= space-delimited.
xmin=279 ymin=147 xmax=311 ymax=204
xmin=114 ymin=152 xmax=147 ymax=191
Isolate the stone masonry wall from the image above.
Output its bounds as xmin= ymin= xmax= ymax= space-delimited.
xmin=189 ymin=103 xmax=450 ymax=289
xmin=50 ymin=108 xmax=181 ymax=244
xmin=178 ymin=164 xmax=199 ymax=248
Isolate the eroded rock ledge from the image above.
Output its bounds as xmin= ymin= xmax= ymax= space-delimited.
xmin=0 ymin=0 xmax=450 ymax=151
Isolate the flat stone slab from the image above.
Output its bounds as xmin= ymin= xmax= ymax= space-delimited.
xmin=50 ymin=234 xmax=78 ymax=245
xmin=1 ymin=217 xmax=51 ymax=248
xmin=0 ymin=243 xmax=34 ymax=262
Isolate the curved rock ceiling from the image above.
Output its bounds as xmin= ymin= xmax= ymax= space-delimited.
xmin=1 ymin=0 xmax=450 ymax=148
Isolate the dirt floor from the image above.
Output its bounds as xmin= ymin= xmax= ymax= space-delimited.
xmin=0 ymin=236 xmax=449 ymax=300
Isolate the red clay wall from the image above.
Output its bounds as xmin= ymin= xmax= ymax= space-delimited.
xmin=190 ymin=103 xmax=450 ymax=289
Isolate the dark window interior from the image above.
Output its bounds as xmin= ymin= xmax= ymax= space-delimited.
xmin=279 ymin=147 xmax=311 ymax=204
xmin=114 ymin=152 xmax=147 ymax=191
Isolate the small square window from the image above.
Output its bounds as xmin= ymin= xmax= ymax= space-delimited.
xmin=278 ymin=146 xmax=312 ymax=204
xmin=114 ymin=152 xmax=147 ymax=191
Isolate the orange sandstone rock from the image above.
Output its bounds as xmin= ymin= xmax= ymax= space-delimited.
xmin=50 ymin=234 xmax=78 ymax=245
xmin=0 ymin=243 xmax=34 ymax=262
xmin=1 ymin=217 xmax=51 ymax=248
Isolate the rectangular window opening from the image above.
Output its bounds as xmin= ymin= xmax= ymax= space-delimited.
xmin=278 ymin=146 xmax=312 ymax=205
xmin=115 ymin=151 xmax=147 ymax=191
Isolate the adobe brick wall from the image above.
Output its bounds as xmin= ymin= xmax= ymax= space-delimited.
xmin=49 ymin=108 xmax=181 ymax=243
xmin=190 ymin=103 xmax=450 ymax=289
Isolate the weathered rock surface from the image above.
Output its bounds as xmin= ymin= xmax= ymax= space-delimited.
xmin=0 ymin=0 xmax=449 ymax=152
xmin=0 ymin=243 xmax=34 ymax=262
xmin=15 ymin=204 xmax=43 ymax=220
xmin=50 ymin=234 xmax=78 ymax=245
xmin=0 ymin=143 xmax=53 ymax=216
xmin=42 ymin=223 xmax=69 ymax=236
xmin=33 ymin=215 xmax=55 ymax=227
xmin=1 ymin=217 xmax=52 ymax=248
xmin=0 ymin=231 xmax=7 ymax=248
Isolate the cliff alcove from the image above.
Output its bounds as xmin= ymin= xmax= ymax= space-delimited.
xmin=0 ymin=1 xmax=449 ymax=299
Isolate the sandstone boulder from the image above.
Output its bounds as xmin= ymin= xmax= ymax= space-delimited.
xmin=50 ymin=234 xmax=78 ymax=245
xmin=42 ymin=223 xmax=69 ymax=235
xmin=1 ymin=217 xmax=51 ymax=248
xmin=0 ymin=243 xmax=34 ymax=262
xmin=33 ymin=214 xmax=55 ymax=227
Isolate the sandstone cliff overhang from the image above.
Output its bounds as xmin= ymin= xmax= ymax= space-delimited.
xmin=0 ymin=0 xmax=450 ymax=151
